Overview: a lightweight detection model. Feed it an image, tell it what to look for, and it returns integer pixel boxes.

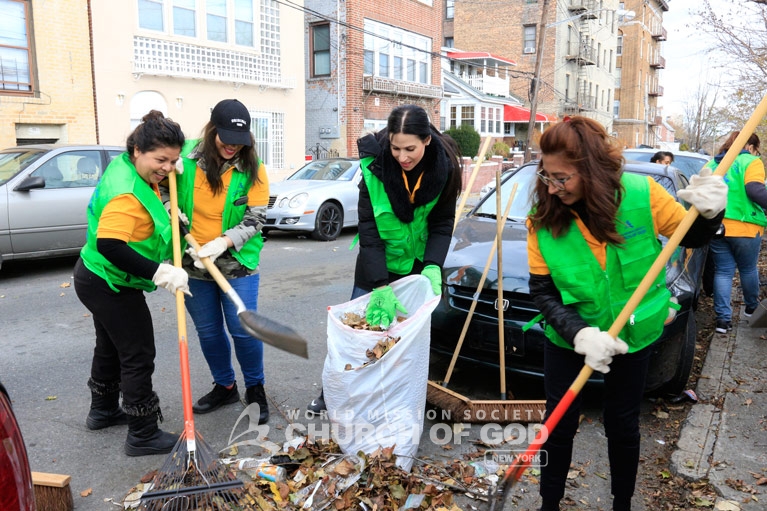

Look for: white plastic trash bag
[322,275,439,472]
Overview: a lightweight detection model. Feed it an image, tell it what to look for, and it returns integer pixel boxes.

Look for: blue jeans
[185,274,264,388]
[710,235,762,322]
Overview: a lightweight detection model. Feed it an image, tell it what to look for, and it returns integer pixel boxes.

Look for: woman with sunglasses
[526,116,727,511]
[704,132,766,334]
[171,99,271,424]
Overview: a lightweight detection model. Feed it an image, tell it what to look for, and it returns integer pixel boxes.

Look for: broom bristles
[33,481,74,511]
[427,381,547,424]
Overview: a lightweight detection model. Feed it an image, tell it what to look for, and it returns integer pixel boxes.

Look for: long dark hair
[198,121,261,195]
[716,131,760,156]
[529,116,624,244]
[126,110,185,159]
[381,104,463,202]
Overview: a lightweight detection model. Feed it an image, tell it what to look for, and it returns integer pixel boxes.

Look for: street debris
[121,438,505,510]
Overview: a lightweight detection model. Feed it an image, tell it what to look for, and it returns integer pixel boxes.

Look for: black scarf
[357,131,450,223]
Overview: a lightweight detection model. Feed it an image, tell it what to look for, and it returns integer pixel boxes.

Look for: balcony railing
[650,55,666,69]
[461,73,510,97]
[362,75,443,99]
[648,85,664,96]
[132,36,296,89]
[567,0,597,13]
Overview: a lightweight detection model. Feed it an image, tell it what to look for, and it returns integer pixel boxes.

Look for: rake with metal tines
[139,170,245,510]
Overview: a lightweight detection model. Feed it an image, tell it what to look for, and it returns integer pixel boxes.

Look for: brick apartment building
[613,0,669,148]
[451,0,621,149]
[305,0,443,158]
[0,0,97,148]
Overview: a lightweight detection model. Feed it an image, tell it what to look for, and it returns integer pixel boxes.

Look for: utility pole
[524,0,550,163]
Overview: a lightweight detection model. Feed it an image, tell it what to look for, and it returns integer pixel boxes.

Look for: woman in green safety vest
[74,110,189,457]
[171,99,271,425]
[526,116,727,511]
[307,104,462,415]
[705,132,766,334]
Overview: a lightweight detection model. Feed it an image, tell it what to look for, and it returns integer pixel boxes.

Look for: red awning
[504,104,552,123]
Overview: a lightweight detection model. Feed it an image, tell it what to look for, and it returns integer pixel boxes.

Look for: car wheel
[645,310,696,397]
[312,202,343,241]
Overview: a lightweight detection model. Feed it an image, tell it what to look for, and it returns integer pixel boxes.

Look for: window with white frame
[446,0,454,19]
[617,34,623,55]
[363,119,387,135]
[450,106,457,128]
[251,109,284,169]
[613,100,620,118]
[138,0,256,48]
[460,105,474,128]
[0,0,33,93]
[363,19,432,85]
[173,0,196,36]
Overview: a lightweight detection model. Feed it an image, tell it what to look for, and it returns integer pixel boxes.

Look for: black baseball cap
[211,99,252,147]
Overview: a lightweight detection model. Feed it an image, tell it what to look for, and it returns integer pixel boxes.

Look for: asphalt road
[1,229,665,510]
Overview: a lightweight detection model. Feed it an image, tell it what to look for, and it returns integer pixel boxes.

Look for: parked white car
[265,158,362,241]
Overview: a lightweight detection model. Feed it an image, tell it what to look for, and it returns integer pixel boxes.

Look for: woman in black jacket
[307,104,462,414]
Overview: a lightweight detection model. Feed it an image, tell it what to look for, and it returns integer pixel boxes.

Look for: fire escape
[563,1,597,116]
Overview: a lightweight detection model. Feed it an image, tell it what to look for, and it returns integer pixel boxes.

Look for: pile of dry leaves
[123,437,499,510]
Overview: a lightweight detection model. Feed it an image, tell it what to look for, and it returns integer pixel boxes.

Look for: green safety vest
[537,173,671,352]
[80,152,173,292]
[361,156,441,275]
[705,152,766,227]
[176,141,263,270]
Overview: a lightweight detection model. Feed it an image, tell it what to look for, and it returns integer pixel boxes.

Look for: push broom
[139,170,244,510]
[427,181,547,423]
[487,92,767,510]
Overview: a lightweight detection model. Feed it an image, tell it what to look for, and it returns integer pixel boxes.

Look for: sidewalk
[671,304,767,509]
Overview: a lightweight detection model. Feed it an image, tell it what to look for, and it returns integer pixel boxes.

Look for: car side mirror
[14,176,46,191]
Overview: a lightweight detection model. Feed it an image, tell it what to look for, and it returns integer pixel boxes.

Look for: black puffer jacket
[353,132,456,291]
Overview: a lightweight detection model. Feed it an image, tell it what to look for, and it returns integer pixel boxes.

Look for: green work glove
[366,285,408,329]
[421,264,442,295]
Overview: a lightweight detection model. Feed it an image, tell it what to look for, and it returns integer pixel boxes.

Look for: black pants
[74,258,157,411]
[539,340,652,509]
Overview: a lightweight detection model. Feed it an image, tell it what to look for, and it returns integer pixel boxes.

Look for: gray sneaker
[306,391,326,415]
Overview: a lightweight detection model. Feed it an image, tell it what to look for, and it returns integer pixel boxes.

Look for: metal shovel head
[238,310,309,358]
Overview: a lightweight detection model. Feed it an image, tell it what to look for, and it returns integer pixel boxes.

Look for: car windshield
[474,165,537,221]
[0,149,47,185]
[623,151,708,178]
[475,164,682,221]
[288,160,357,181]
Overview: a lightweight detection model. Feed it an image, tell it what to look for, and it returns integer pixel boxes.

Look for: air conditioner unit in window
[524,47,535,54]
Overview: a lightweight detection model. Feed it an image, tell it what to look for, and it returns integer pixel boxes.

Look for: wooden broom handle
[495,169,507,399]
[442,183,518,386]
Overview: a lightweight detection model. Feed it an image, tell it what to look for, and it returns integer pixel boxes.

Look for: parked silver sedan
[265,158,362,241]
[0,144,123,268]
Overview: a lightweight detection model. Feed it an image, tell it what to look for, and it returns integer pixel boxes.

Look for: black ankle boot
[245,384,269,425]
[125,414,177,457]
[86,379,128,430]
[193,382,240,414]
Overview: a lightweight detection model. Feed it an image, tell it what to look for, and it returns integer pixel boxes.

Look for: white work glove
[676,168,728,219]
[163,201,189,225]
[152,263,191,296]
[573,327,629,374]
[191,236,229,269]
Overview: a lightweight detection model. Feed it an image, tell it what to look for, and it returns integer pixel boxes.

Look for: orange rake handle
[488,91,767,511]
[168,170,196,450]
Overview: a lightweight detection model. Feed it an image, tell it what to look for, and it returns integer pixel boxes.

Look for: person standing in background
[173,99,271,424]
[75,110,189,456]
[307,103,463,414]
[704,132,766,333]
[650,151,674,165]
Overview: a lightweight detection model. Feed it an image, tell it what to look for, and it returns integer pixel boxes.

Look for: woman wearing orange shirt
[173,99,270,424]
[75,111,189,456]
[527,116,726,510]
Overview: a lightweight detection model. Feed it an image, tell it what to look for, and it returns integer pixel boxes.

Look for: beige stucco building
[90,0,306,180]
[0,0,97,148]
